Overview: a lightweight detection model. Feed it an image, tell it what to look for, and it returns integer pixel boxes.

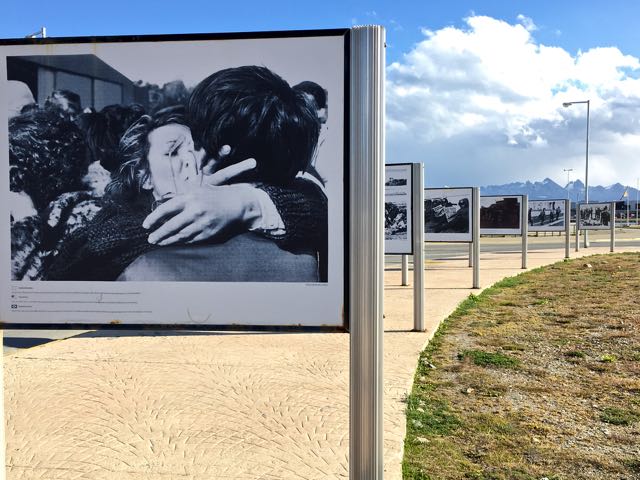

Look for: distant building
[7,54,148,111]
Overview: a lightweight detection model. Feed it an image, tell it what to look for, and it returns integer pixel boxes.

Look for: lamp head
[562,102,572,107]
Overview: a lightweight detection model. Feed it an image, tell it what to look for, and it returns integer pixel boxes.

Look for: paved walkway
[3,243,638,479]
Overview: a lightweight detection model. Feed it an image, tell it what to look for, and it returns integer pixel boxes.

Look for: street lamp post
[563,168,574,199]
[563,100,590,247]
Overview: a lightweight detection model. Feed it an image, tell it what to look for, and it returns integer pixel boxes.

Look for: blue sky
[3,0,640,187]
[4,0,640,61]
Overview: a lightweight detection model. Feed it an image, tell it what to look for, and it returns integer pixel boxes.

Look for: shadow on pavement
[3,337,54,349]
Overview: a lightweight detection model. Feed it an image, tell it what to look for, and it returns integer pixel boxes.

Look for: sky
[3,0,640,188]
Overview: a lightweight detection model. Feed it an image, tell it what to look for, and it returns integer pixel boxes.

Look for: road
[4,227,639,355]
[387,226,640,264]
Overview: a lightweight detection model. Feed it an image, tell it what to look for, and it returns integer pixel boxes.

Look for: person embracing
[140,65,328,280]
[45,66,328,282]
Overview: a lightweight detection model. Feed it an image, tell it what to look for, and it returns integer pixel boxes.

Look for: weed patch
[458,350,520,369]
[564,350,585,358]
[406,395,461,436]
[600,407,640,426]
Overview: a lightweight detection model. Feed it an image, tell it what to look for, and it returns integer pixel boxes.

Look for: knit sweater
[45,179,328,282]
[44,196,156,281]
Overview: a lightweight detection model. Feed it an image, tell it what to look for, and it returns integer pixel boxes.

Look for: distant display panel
[480,195,523,235]
[424,187,473,242]
[528,199,566,232]
[385,163,413,254]
[578,203,613,230]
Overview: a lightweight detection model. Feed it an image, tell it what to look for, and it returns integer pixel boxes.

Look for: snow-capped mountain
[481,178,567,199]
[480,178,639,202]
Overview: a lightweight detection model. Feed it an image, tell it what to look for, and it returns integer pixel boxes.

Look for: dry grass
[403,253,640,480]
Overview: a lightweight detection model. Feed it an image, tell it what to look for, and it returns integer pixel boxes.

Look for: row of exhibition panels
[385,163,617,256]
[0,31,613,334]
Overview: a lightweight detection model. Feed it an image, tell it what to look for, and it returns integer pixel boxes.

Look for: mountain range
[480,178,639,203]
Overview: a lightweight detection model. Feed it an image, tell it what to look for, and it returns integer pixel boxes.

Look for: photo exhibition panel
[385,163,413,254]
[1,30,348,328]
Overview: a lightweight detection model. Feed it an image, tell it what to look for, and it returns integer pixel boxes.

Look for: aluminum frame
[472,187,481,288]
[412,163,425,331]
[610,201,616,252]
[521,195,528,269]
[565,199,571,259]
[348,25,385,480]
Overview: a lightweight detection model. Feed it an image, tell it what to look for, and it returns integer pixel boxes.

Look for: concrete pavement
[3,240,639,479]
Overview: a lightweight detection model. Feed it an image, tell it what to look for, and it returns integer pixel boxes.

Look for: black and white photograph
[424,187,473,242]
[578,203,613,230]
[528,199,566,232]
[385,177,407,187]
[384,163,413,254]
[480,195,523,235]
[385,202,407,239]
[1,32,347,327]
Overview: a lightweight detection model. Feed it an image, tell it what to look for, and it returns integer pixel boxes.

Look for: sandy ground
[3,241,639,479]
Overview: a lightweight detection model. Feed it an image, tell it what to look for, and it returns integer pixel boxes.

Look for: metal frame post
[0,330,4,476]
[627,194,630,226]
[575,203,580,252]
[472,187,480,288]
[349,25,385,480]
[401,255,409,286]
[565,199,571,258]
[636,177,640,227]
[611,201,616,252]
[584,101,590,248]
[468,242,473,267]
[413,163,425,331]
[522,195,528,269]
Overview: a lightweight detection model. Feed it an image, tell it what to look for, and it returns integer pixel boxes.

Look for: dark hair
[105,106,186,202]
[187,66,320,185]
[44,89,82,118]
[293,81,327,110]
[9,108,90,211]
[76,103,146,172]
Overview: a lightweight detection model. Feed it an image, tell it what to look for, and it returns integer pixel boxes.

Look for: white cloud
[389,19,404,32]
[387,15,640,187]
[516,14,537,32]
